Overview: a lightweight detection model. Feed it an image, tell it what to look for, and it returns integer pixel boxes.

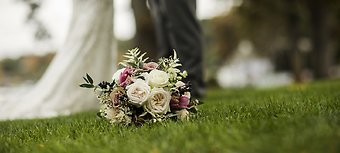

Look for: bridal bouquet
[80,48,201,125]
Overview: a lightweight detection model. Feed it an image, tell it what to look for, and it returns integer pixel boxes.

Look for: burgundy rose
[170,95,189,109]
[178,96,189,108]
[120,76,134,87]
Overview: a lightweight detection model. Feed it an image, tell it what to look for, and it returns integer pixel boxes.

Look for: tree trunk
[308,0,332,79]
[286,0,303,82]
[0,0,115,119]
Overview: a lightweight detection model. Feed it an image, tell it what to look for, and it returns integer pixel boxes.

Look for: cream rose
[112,68,126,82]
[105,107,123,120]
[148,69,169,87]
[176,109,190,120]
[105,107,131,124]
[144,88,171,115]
[126,79,151,106]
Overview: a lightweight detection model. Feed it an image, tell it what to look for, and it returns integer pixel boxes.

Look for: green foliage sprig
[159,51,188,84]
[158,50,182,71]
[119,48,148,68]
[79,73,95,88]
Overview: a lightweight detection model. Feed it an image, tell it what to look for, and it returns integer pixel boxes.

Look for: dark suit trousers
[149,0,205,98]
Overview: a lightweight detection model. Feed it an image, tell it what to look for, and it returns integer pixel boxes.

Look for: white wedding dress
[0,0,116,120]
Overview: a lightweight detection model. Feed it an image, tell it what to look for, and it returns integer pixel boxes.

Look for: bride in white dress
[0,0,116,119]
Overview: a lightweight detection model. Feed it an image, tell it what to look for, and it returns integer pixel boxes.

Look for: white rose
[112,68,126,82]
[144,88,171,115]
[148,69,170,87]
[126,79,151,106]
[140,72,150,83]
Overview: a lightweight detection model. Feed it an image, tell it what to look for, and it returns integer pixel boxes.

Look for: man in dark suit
[148,0,205,99]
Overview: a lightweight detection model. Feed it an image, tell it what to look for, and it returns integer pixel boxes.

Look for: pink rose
[119,68,134,87]
[143,62,159,70]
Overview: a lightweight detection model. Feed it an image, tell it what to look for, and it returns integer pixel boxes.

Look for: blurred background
[1,0,340,91]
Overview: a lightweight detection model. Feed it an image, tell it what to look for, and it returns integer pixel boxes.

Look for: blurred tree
[0,65,3,85]
[0,58,21,84]
[20,0,52,41]
[131,0,157,59]
[211,14,240,62]
[1,58,20,77]
[202,14,240,85]
[229,0,340,81]
[0,53,55,85]
[307,0,334,79]
[286,0,303,82]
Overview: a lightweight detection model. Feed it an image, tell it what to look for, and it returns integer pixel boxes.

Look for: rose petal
[119,68,134,87]
[143,62,159,70]
[179,96,189,108]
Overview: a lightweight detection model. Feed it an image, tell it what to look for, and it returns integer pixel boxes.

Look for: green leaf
[123,55,133,58]
[120,48,149,68]
[142,57,149,63]
[97,112,104,118]
[173,64,182,67]
[79,84,94,88]
[86,73,93,84]
[119,62,128,67]
[139,112,148,117]
[83,77,89,83]
[173,50,177,59]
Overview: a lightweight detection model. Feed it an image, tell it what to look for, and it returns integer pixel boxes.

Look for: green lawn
[1,80,340,153]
